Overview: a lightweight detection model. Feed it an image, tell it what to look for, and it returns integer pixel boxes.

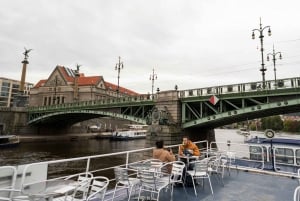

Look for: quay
[18,132,112,143]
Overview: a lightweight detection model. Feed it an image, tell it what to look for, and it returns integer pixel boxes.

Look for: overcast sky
[1,0,300,94]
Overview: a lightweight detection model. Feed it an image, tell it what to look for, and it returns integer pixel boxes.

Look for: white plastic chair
[297,169,300,185]
[187,160,214,197]
[294,186,300,201]
[53,172,93,201]
[160,161,188,201]
[137,169,170,201]
[73,176,109,201]
[0,189,30,201]
[112,167,140,201]
[220,151,236,177]
[208,156,224,186]
[0,166,30,201]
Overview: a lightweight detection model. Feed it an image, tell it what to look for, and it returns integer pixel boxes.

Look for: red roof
[33,65,139,95]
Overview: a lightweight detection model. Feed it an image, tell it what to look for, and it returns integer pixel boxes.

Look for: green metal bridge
[28,77,300,128]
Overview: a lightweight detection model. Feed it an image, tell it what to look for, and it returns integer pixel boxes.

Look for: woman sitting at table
[153,140,175,173]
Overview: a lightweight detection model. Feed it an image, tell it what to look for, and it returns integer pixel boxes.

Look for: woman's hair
[155,140,164,149]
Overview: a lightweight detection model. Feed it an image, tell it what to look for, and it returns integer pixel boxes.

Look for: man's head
[182,136,189,145]
[155,140,164,149]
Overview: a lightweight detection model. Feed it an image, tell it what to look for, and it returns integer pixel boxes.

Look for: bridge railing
[178,77,300,98]
[28,93,155,112]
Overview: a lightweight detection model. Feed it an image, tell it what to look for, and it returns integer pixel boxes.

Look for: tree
[260,115,283,131]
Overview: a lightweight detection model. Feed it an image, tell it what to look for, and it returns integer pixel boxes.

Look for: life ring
[264,129,275,138]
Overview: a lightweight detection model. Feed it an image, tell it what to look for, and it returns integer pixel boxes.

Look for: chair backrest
[65,172,93,199]
[193,160,209,174]
[114,167,131,184]
[208,156,222,172]
[0,166,17,200]
[169,161,185,182]
[87,176,109,201]
[297,169,300,185]
[143,159,163,172]
[138,169,157,190]
[294,186,300,201]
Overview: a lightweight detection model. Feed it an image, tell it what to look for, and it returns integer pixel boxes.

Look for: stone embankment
[19,132,112,143]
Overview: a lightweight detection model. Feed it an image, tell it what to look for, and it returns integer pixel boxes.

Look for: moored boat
[0,135,20,148]
[236,127,250,136]
[110,124,147,140]
[245,133,300,172]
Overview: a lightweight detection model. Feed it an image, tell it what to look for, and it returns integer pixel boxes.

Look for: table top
[178,155,199,160]
[23,179,78,198]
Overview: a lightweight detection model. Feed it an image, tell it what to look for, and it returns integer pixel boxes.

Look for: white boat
[110,124,147,140]
[236,127,250,136]
[0,135,20,148]
[245,135,300,171]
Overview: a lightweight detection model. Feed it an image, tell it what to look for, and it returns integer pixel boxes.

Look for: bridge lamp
[267,45,282,89]
[251,17,271,90]
[149,68,157,99]
[115,56,124,97]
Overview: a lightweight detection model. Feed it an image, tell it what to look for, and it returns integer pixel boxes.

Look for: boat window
[296,150,300,165]
[274,148,294,164]
[249,146,265,161]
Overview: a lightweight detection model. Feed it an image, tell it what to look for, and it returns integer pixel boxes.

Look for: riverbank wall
[19,132,112,143]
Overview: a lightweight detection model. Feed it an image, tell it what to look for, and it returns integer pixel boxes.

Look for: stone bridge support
[145,90,216,157]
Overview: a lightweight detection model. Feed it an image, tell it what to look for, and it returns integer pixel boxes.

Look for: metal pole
[252,18,271,90]
[267,45,282,89]
[115,56,124,97]
[149,68,157,99]
[259,24,266,89]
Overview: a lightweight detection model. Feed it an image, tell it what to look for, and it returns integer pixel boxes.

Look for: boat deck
[107,168,298,201]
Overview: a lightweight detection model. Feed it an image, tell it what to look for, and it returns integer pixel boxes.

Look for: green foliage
[283,120,300,132]
[260,115,283,131]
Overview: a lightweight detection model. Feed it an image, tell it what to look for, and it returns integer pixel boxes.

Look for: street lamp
[267,45,282,89]
[149,68,157,99]
[115,56,124,97]
[252,18,271,89]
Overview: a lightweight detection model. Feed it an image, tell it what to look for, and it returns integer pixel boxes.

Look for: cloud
[1,0,300,94]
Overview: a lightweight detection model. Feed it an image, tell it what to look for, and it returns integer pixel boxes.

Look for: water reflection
[0,139,147,166]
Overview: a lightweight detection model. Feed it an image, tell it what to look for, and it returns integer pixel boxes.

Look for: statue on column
[23,47,33,60]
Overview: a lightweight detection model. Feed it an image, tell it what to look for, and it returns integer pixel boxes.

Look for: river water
[1,129,299,167]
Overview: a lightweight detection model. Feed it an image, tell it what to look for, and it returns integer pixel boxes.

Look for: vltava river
[1,129,299,166]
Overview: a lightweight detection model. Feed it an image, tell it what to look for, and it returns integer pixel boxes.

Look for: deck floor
[106,169,298,201]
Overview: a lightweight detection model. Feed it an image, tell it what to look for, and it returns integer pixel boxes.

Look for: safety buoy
[264,129,275,138]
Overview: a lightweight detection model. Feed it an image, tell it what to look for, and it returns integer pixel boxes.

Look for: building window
[43,97,47,106]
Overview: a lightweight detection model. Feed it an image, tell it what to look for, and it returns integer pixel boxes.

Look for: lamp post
[267,45,282,89]
[149,68,157,99]
[115,56,124,97]
[252,18,271,89]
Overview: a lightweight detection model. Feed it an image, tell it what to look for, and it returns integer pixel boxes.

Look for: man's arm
[192,144,200,156]
[178,145,184,156]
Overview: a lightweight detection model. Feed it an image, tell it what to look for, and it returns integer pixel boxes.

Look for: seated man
[153,140,175,173]
[179,136,200,157]
[178,136,200,170]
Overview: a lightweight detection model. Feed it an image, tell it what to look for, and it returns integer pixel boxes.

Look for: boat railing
[210,141,267,171]
[19,140,209,189]
[272,146,300,175]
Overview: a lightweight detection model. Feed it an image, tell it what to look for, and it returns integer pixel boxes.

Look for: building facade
[0,77,33,107]
[29,65,139,106]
